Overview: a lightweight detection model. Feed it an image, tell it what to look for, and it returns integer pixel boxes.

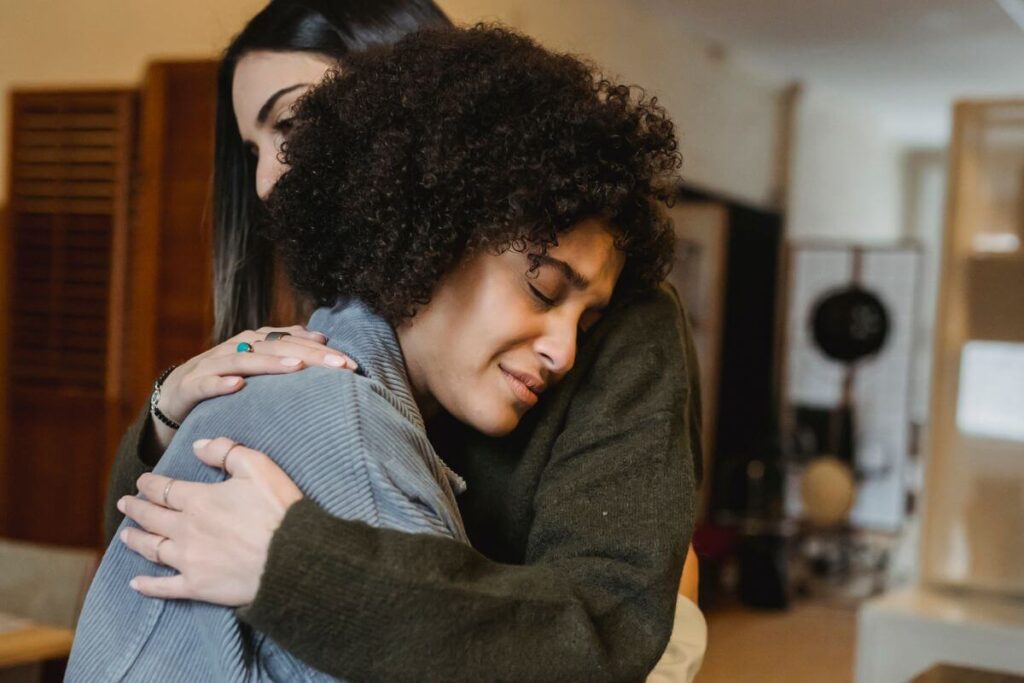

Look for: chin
[474,417,519,438]
[464,404,522,437]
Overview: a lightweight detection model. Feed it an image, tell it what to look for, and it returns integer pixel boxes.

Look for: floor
[697,600,858,683]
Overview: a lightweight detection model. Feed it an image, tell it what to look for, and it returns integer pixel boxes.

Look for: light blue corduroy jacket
[68,299,468,682]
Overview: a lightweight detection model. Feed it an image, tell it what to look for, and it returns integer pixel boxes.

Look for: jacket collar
[307,299,422,430]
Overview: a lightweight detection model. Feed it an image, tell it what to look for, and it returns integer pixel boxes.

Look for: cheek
[425,264,541,434]
[255,149,288,200]
[440,265,535,359]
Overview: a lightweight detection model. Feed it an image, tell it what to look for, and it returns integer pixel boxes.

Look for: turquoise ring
[236,342,255,353]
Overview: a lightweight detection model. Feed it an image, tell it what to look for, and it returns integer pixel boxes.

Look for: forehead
[547,217,624,294]
[231,50,335,122]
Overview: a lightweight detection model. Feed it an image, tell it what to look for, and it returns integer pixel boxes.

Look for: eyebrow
[535,254,590,290]
[256,84,308,124]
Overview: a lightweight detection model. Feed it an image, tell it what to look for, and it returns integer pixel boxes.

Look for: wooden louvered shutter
[126,61,217,409]
[2,91,136,547]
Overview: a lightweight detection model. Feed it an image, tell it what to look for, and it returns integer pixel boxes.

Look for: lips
[499,364,545,407]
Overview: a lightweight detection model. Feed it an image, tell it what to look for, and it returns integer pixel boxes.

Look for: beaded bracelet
[149,365,182,430]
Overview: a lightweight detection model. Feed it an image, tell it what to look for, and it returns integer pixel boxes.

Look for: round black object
[810,287,890,363]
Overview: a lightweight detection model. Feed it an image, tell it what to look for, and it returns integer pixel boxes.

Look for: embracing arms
[106,288,701,682]
[102,326,351,544]
[236,289,700,682]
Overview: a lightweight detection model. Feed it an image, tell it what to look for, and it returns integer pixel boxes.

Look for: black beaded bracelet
[150,365,181,430]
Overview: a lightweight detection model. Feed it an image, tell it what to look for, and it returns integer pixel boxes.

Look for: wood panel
[125,61,217,418]
[3,90,136,547]
[6,388,111,544]
[921,99,1024,595]
[0,202,9,534]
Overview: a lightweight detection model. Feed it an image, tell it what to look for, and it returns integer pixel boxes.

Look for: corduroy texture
[101,284,701,682]
[71,300,466,682]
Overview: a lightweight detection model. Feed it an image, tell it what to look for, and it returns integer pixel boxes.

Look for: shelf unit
[921,99,1024,595]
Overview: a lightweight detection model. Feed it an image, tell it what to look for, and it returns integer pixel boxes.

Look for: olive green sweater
[103,286,701,683]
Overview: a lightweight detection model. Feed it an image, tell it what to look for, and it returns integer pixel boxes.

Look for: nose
[255,149,286,201]
[534,316,578,378]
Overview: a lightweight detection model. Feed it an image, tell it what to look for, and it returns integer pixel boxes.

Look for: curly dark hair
[267,24,681,324]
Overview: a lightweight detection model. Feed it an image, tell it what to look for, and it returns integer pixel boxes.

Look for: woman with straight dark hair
[212,0,453,343]
[102,2,706,680]
[131,0,453,466]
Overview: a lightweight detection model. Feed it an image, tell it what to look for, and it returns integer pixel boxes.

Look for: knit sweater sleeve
[237,289,700,683]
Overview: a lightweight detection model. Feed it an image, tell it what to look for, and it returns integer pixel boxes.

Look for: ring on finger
[154,537,168,565]
[221,443,242,472]
[264,331,291,342]
[236,341,255,353]
[162,479,176,508]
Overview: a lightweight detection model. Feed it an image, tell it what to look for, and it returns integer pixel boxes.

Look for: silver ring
[264,331,291,342]
[221,443,242,472]
[162,479,175,508]
[154,537,168,565]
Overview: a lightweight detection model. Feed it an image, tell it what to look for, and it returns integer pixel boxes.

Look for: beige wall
[441,0,785,208]
[787,88,906,243]
[0,0,911,239]
[0,0,785,208]
[0,0,267,203]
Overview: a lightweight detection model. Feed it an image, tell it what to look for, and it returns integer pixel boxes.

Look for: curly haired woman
[73,25,698,682]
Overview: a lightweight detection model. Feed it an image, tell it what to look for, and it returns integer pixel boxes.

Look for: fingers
[255,334,331,352]
[182,349,354,402]
[205,339,355,372]
[119,492,179,536]
[133,473,203,512]
[256,324,327,344]
[192,437,269,477]
[250,339,356,370]
[223,325,328,353]
[120,526,179,568]
[130,573,190,600]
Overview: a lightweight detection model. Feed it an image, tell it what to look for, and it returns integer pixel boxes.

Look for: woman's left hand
[117,437,302,606]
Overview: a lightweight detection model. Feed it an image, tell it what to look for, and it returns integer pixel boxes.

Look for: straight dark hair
[213,0,451,342]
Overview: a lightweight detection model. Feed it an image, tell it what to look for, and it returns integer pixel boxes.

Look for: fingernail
[315,333,328,342]
[324,354,346,367]
[129,579,139,591]
[194,438,211,449]
[117,498,127,513]
[223,376,242,388]
[281,357,302,367]
[120,529,128,543]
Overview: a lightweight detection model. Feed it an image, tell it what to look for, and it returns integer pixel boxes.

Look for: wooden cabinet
[921,100,1024,595]
[126,61,218,413]
[2,91,137,545]
[1,61,218,547]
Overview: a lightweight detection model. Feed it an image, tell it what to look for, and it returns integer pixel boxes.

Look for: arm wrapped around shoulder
[179,367,465,539]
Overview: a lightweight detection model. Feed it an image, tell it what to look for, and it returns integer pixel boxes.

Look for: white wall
[443,0,784,208]
[788,88,905,243]
[0,0,784,209]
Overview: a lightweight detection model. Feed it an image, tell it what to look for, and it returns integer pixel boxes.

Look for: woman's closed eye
[528,283,557,309]
[273,117,294,135]
[528,281,603,333]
